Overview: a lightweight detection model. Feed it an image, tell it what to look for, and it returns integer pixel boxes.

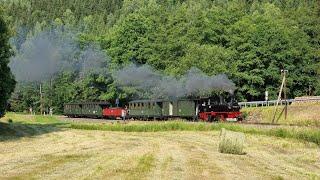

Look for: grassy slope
[242,104,320,126]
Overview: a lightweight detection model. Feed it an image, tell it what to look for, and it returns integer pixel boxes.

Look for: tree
[228,3,318,100]
[0,11,16,117]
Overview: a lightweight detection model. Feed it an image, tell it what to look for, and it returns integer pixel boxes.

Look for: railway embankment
[242,104,320,127]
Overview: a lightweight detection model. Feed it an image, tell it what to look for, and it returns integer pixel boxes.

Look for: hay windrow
[219,128,246,155]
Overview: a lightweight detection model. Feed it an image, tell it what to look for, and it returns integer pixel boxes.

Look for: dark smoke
[9,28,109,82]
[9,28,236,98]
[114,64,236,98]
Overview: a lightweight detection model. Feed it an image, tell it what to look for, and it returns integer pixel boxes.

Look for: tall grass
[70,121,320,145]
[70,121,216,132]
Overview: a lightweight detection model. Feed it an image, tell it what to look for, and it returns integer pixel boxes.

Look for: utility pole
[272,69,288,124]
[50,77,53,111]
[40,84,43,115]
[283,70,288,121]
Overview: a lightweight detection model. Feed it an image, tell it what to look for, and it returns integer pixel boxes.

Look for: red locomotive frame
[199,111,242,121]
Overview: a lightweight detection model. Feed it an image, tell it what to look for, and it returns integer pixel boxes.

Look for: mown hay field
[0,113,319,179]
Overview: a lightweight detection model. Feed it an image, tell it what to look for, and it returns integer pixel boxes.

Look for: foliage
[0,9,16,117]
[0,0,319,112]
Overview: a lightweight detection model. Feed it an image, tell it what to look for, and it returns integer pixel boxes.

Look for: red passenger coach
[103,107,126,119]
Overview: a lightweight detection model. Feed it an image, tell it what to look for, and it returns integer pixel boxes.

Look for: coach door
[169,102,173,116]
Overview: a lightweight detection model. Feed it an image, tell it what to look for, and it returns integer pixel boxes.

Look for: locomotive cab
[198,94,242,122]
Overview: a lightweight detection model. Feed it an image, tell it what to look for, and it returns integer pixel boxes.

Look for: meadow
[0,113,319,179]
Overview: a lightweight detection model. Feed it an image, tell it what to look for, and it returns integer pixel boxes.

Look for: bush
[219,128,246,155]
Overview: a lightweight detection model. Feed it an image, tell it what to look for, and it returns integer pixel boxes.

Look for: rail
[238,96,320,108]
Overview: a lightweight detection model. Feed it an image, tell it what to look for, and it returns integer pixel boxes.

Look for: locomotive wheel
[207,115,212,122]
[192,116,198,122]
[214,116,221,122]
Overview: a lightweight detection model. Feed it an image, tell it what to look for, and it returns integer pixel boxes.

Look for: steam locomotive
[64,95,242,122]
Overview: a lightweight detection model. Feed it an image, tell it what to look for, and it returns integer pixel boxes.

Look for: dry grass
[219,129,245,155]
[1,113,320,179]
[242,105,320,126]
[0,130,319,179]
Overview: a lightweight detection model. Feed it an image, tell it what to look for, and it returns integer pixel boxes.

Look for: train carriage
[64,103,82,117]
[64,102,110,118]
[81,102,110,118]
[162,99,198,119]
[103,107,126,119]
[128,100,163,119]
[128,99,198,120]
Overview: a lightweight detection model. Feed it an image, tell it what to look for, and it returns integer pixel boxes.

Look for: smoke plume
[9,28,236,99]
[9,28,108,82]
[114,64,236,98]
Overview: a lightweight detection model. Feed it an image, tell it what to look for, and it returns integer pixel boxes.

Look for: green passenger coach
[128,99,198,120]
[128,100,163,119]
[64,102,110,118]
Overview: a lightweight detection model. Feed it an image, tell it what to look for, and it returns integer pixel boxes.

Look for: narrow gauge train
[64,102,126,119]
[64,96,242,122]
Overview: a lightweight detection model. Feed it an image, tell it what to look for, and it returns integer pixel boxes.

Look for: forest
[0,0,319,113]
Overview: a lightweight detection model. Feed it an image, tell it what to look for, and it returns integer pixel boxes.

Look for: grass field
[0,113,319,179]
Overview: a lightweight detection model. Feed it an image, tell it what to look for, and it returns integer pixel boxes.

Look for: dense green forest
[0,0,319,113]
[0,8,16,116]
